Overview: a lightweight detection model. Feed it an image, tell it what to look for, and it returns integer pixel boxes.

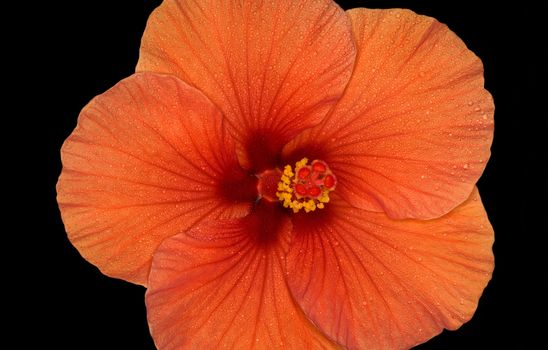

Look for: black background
[31,1,546,349]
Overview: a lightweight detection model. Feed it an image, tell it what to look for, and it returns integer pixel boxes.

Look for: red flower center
[275,158,337,213]
[256,168,283,202]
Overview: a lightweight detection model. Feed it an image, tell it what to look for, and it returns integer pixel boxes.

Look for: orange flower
[57,1,494,349]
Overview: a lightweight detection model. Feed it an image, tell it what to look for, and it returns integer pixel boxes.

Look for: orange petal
[285,188,493,349]
[283,8,494,219]
[146,202,336,349]
[137,0,356,171]
[57,72,256,285]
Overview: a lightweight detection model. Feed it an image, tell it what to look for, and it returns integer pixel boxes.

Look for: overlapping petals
[57,73,255,285]
[137,0,356,171]
[285,188,493,349]
[284,8,494,220]
[146,203,337,349]
[58,1,494,349]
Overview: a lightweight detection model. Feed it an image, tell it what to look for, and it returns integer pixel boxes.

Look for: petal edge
[57,72,254,285]
[284,8,494,219]
[146,203,337,349]
[286,188,494,349]
[137,0,356,171]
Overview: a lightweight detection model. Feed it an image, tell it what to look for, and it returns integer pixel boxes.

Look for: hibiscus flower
[57,0,494,349]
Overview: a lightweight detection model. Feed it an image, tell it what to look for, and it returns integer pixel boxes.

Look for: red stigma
[308,186,321,197]
[292,159,337,199]
[276,158,337,213]
[311,160,327,173]
[298,167,311,179]
[295,183,308,196]
[324,174,335,189]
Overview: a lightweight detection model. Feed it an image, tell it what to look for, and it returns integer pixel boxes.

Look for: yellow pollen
[275,157,337,213]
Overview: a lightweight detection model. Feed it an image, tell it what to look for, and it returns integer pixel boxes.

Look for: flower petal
[146,202,336,349]
[283,8,494,219]
[57,72,256,285]
[285,188,493,349]
[137,0,356,171]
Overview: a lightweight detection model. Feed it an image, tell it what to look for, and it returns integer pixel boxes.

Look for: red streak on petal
[245,131,282,172]
[217,168,258,203]
[247,201,289,247]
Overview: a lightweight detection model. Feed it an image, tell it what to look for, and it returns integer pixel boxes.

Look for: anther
[275,158,337,213]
